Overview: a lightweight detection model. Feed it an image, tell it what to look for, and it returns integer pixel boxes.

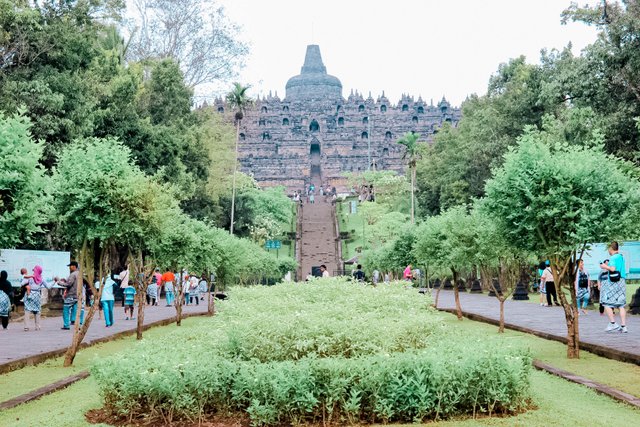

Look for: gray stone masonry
[212,45,461,192]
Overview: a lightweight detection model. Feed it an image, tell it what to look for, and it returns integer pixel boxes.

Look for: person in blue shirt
[123,285,136,320]
[96,275,116,327]
[599,241,627,333]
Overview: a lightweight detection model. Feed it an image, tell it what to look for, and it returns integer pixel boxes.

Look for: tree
[396,132,421,223]
[561,1,640,159]
[53,137,174,364]
[0,112,51,247]
[413,206,478,318]
[126,0,249,91]
[471,209,534,333]
[483,123,640,358]
[225,82,252,235]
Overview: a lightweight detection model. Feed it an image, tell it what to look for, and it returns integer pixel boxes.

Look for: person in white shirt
[320,265,330,278]
[189,274,199,305]
[96,275,116,327]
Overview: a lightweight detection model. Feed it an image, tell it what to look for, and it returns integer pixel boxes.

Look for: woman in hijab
[23,265,51,331]
[0,270,14,330]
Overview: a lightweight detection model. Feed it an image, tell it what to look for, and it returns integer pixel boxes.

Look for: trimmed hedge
[92,279,531,425]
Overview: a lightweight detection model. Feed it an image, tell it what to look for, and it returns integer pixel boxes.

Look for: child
[146,277,158,306]
[20,268,31,302]
[182,274,190,305]
[123,285,136,320]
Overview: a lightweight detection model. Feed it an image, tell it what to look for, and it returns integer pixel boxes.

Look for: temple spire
[301,45,327,74]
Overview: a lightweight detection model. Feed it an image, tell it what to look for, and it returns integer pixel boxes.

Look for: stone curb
[533,360,640,408]
[0,371,90,411]
[0,311,210,375]
[438,307,640,366]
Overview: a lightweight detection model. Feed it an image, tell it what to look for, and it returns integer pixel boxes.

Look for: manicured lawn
[0,317,205,402]
[439,313,640,398]
[422,370,639,426]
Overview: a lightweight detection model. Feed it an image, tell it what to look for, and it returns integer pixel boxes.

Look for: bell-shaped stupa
[285,45,343,101]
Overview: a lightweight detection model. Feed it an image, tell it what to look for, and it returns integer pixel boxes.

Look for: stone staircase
[299,198,338,278]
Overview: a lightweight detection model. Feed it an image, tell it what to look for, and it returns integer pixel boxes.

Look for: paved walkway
[299,199,338,277]
[0,299,209,367]
[437,290,640,359]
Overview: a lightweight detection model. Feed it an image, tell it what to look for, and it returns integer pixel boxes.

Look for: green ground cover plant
[91,280,532,425]
[2,314,639,426]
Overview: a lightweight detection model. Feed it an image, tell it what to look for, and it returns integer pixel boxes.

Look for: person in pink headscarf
[22,265,51,331]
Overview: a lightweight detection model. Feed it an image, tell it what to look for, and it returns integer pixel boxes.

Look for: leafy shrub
[218,279,442,361]
[92,279,531,425]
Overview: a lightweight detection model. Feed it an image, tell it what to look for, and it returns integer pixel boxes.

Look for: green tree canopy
[0,112,51,247]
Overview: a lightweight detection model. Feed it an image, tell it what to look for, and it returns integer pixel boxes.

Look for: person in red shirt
[161,270,176,306]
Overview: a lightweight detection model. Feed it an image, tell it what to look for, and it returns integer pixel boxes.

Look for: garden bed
[91,279,532,426]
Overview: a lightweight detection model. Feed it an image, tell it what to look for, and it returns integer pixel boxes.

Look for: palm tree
[226,82,252,235]
[397,132,421,224]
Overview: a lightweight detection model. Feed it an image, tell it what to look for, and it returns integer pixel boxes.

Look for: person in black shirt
[352,264,365,282]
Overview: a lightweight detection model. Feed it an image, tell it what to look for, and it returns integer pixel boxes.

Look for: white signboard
[0,249,71,287]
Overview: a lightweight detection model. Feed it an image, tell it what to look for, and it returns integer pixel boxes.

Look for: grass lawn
[0,317,206,403]
[2,303,639,426]
[439,313,640,397]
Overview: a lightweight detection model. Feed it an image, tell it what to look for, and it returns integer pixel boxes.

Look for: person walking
[162,269,175,306]
[595,263,608,316]
[118,266,130,317]
[146,276,158,306]
[98,274,116,327]
[198,275,208,302]
[23,265,52,331]
[0,271,14,330]
[575,259,590,315]
[182,273,191,305]
[540,263,559,306]
[60,261,81,330]
[154,268,163,305]
[189,274,199,305]
[537,262,547,306]
[599,241,628,333]
[123,284,136,320]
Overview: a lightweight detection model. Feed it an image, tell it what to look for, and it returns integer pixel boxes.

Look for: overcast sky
[213,0,601,106]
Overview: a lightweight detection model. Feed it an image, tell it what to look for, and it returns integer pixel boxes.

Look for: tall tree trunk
[134,251,148,340]
[410,166,416,224]
[558,280,580,358]
[551,256,581,359]
[175,270,183,326]
[498,296,505,333]
[452,269,462,320]
[64,241,104,367]
[229,120,241,235]
[207,272,214,316]
[434,284,442,309]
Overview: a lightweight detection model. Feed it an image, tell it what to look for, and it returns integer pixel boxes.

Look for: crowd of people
[0,263,212,332]
[293,183,338,205]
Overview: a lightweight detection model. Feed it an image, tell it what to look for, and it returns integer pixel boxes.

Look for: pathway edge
[0,370,90,410]
[533,360,640,408]
[437,307,640,366]
[0,311,209,375]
